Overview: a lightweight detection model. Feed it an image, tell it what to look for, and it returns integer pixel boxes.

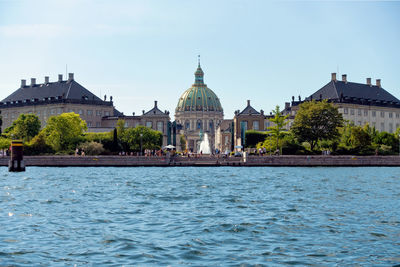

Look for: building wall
[175,110,223,152]
[233,114,264,147]
[1,103,113,131]
[290,102,400,133]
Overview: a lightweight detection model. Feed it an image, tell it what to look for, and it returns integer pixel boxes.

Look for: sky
[0,0,399,118]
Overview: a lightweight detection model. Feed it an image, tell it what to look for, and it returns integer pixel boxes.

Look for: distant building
[175,61,224,152]
[100,101,171,146]
[288,73,400,133]
[215,119,233,153]
[0,73,115,131]
[233,100,264,148]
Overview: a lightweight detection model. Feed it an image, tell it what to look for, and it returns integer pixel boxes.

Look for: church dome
[176,63,223,112]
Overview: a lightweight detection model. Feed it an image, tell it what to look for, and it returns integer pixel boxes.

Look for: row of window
[343,108,400,118]
[240,120,260,130]
[352,120,399,133]
[2,109,110,119]
[184,120,215,131]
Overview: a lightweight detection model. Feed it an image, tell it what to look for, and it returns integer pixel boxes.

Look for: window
[57,108,62,114]
[372,122,376,129]
[396,113,400,118]
[364,110,368,116]
[350,109,355,115]
[357,109,361,116]
[125,122,129,127]
[389,112,393,118]
[68,109,74,113]
[87,121,92,127]
[358,121,362,126]
[157,121,163,132]
[343,108,348,114]
[37,111,40,115]
[224,136,229,145]
[104,111,110,116]
[389,123,393,133]
[185,120,190,130]
[146,121,153,128]
[4,113,7,118]
[51,109,56,115]
[96,122,101,127]
[87,110,93,116]
[11,113,15,119]
[372,111,376,117]
[381,122,385,132]
[380,111,385,118]
[265,121,270,128]
[253,121,259,130]
[396,123,399,130]
[78,109,83,115]
[209,120,214,132]
[197,120,202,130]
[241,121,248,131]
[96,110,102,116]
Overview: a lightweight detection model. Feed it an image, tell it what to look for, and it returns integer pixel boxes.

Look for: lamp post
[140,133,143,156]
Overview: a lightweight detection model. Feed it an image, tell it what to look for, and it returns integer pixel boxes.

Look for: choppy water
[1,167,400,266]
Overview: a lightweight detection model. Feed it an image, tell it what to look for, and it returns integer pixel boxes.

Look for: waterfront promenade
[1,155,400,167]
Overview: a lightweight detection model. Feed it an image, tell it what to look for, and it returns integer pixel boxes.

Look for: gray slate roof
[307,80,400,104]
[239,103,260,115]
[2,80,103,102]
[143,101,169,117]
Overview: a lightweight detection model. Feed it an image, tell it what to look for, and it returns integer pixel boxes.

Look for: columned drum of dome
[175,62,224,153]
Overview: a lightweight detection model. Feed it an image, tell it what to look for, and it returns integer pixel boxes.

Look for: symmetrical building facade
[0,73,115,130]
[2,67,400,153]
[175,62,224,152]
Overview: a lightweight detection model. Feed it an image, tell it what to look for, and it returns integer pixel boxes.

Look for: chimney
[247,100,250,106]
[331,73,337,81]
[366,78,371,86]
[45,76,49,84]
[342,74,347,83]
[376,79,381,88]
[21,79,26,87]
[154,100,158,108]
[31,78,36,86]
[285,102,290,109]
[58,74,63,82]
[68,73,74,81]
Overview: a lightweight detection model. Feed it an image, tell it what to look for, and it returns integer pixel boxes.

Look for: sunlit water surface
[1,167,400,266]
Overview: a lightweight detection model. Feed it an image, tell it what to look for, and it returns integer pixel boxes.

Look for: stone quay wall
[1,155,400,167]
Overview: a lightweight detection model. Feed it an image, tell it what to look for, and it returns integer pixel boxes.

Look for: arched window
[197,119,202,130]
[185,120,190,130]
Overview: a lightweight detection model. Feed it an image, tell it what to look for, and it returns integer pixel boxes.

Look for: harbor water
[1,167,399,266]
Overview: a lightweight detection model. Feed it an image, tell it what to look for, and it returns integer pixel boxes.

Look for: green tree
[42,112,87,151]
[4,114,41,141]
[121,125,162,152]
[267,105,289,154]
[291,100,344,151]
[0,137,10,151]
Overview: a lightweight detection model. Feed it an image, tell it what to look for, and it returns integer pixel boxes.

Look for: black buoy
[8,140,25,172]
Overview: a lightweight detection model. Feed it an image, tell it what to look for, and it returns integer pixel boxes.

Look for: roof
[217,119,233,131]
[176,64,223,113]
[238,100,261,115]
[2,78,103,103]
[143,101,170,117]
[307,80,400,104]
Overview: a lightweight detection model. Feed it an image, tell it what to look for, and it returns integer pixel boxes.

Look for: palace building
[175,61,224,152]
[0,73,116,131]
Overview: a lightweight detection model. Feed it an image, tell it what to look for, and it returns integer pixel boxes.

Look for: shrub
[79,141,105,155]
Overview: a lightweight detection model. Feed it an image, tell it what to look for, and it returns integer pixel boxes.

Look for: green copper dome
[176,64,223,112]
